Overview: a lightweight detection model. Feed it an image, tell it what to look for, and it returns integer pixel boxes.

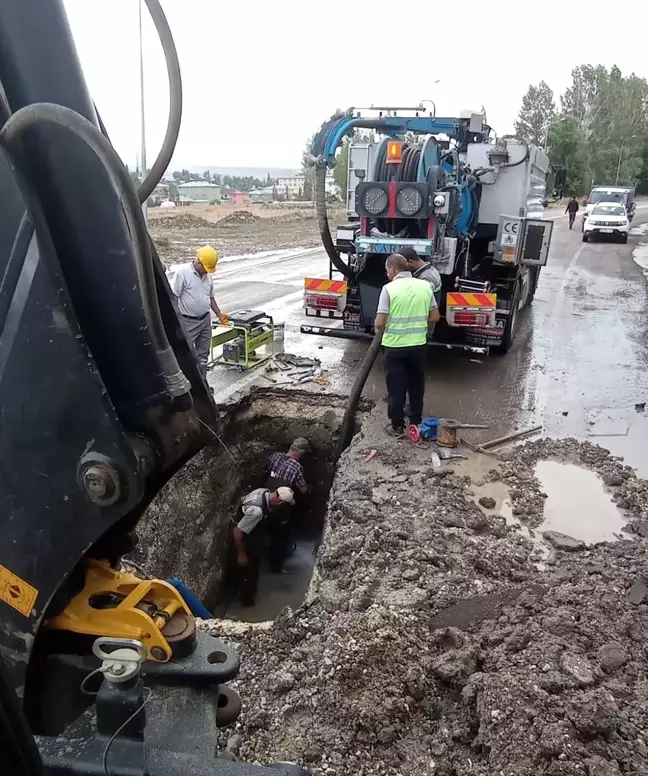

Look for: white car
[582,202,630,244]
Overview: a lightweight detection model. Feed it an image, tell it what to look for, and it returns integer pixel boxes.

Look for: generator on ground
[301,106,553,352]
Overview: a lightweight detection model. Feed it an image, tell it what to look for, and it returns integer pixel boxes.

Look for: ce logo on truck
[501,220,519,247]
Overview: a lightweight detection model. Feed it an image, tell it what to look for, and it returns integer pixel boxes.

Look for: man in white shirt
[166,245,227,376]
[231,486,295,606]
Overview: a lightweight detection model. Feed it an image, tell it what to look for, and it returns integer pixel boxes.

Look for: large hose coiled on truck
[315,165,353,278]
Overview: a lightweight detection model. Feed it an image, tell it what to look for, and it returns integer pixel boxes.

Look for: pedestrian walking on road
[566,196,579,230]
[266,437,310,573]
[166,245,228,376]
[374,254,440,437]
[231,486,295,606]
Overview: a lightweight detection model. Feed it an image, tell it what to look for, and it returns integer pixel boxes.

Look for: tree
[303,178,313,201]
[301,133,316,201]
[203,170,211,182]
[514,81,555,145]
[272,185,278,201]
[636,137,648,194]
[557,65,648,186]
[547,117,589,196]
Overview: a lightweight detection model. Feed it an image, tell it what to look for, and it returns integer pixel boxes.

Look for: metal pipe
[479,425,542,450]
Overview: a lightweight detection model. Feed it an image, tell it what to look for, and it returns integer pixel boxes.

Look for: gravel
[200,405,648,776]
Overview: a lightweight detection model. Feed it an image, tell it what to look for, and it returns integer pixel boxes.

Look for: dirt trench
[199,405,648,776]
[134,389,352,612]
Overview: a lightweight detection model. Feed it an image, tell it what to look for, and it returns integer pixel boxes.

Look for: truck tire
[494,282,520,354]
[527,267,540,305]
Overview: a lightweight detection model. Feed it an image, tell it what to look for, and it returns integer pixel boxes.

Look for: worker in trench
[265,437,311,573]
[231,486,295,606]
[375,253,440,437]
[166,245,229,376]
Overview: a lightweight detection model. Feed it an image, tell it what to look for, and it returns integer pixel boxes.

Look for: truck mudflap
[445,291,497,328]
[303,277,347,319]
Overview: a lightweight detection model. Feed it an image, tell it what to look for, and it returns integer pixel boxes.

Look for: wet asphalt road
[209,209,648,475]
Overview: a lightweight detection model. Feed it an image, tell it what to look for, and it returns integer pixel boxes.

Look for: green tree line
[515,66,648,196]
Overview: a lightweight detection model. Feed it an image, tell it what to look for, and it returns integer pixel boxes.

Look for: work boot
[385,423,405,438]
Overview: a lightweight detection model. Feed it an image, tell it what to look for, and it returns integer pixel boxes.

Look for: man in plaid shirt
[266,437,310,572]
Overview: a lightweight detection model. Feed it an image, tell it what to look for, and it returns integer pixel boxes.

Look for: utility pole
[139,0,148,223]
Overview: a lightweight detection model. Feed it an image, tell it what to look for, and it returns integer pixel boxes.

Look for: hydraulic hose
[499,135,529,169]
[0,102,190,398]
[137,0,182,204]
[336,330,382,456]
[315,165,351,278]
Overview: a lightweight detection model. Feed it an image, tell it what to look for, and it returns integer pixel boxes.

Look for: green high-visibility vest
[382,276,432,348]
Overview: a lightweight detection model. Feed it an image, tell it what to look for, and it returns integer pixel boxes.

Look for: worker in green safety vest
[374,253,440,437]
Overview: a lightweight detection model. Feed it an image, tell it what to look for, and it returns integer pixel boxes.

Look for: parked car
[582,202,630,244]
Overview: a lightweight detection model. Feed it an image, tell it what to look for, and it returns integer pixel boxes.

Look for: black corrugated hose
[336,330,382,456]
[315,165,351,278]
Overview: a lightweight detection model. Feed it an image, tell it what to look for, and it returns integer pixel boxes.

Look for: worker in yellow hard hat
[166,244,229,377]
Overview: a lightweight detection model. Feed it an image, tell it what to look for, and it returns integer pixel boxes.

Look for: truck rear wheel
[494,282,520,354]
[527,268,540,305]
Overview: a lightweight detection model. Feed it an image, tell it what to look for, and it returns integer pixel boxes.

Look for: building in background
[176,180,222,204]
[250,187,275,204]
[231,191,250,207]
[276,172,337,200]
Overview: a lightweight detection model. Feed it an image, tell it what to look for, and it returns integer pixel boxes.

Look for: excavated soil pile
[204,410,648,776]
[217,210,263,227]
[153,213,213,229]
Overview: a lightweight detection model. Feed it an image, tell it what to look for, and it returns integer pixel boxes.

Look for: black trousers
[384,345,426,430]
[265,476,295,572]
[568,212,576,228]
[230,527,264,606]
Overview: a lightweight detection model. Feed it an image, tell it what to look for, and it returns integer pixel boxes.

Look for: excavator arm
[0,2,307,774]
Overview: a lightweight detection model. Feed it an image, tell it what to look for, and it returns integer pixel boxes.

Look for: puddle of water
[470,478,550,567]
[535,460,627,544]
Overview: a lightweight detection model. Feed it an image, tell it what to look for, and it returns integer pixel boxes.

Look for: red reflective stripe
[474,293,495,306]
[427,217,435,238]
[449,293,469,306]
[388,180,397,218]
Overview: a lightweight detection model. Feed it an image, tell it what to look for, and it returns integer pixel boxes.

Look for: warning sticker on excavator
[0,564,38,617]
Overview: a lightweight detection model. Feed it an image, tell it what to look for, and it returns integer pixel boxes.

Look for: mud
[198,403,648,776]
[134,389,348,609]
[148,205,343,264]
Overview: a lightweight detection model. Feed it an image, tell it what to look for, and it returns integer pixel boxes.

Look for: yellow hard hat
[196,245,218,273]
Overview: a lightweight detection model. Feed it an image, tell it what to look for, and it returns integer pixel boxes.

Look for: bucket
[273,322,285,346]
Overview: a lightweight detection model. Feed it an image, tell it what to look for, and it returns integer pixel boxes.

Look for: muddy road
[208,208,648,474]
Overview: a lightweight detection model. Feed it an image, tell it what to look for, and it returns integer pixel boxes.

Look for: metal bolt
[150,647,166,661]
[80,463,121,506]
[109,662,126,676]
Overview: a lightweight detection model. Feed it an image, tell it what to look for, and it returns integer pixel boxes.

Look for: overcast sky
[62,0,648,171]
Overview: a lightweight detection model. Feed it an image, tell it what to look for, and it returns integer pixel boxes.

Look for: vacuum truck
[301,106,554,352]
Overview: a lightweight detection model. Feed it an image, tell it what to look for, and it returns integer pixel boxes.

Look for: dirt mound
[217,210,262,227]
[203,410,648,776]
[153,213,213,229]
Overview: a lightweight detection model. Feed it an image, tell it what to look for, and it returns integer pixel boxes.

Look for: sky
[62,0,648,171]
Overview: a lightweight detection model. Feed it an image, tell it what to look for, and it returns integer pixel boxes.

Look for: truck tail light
[307,294,339,310]
[453,311,489,326]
